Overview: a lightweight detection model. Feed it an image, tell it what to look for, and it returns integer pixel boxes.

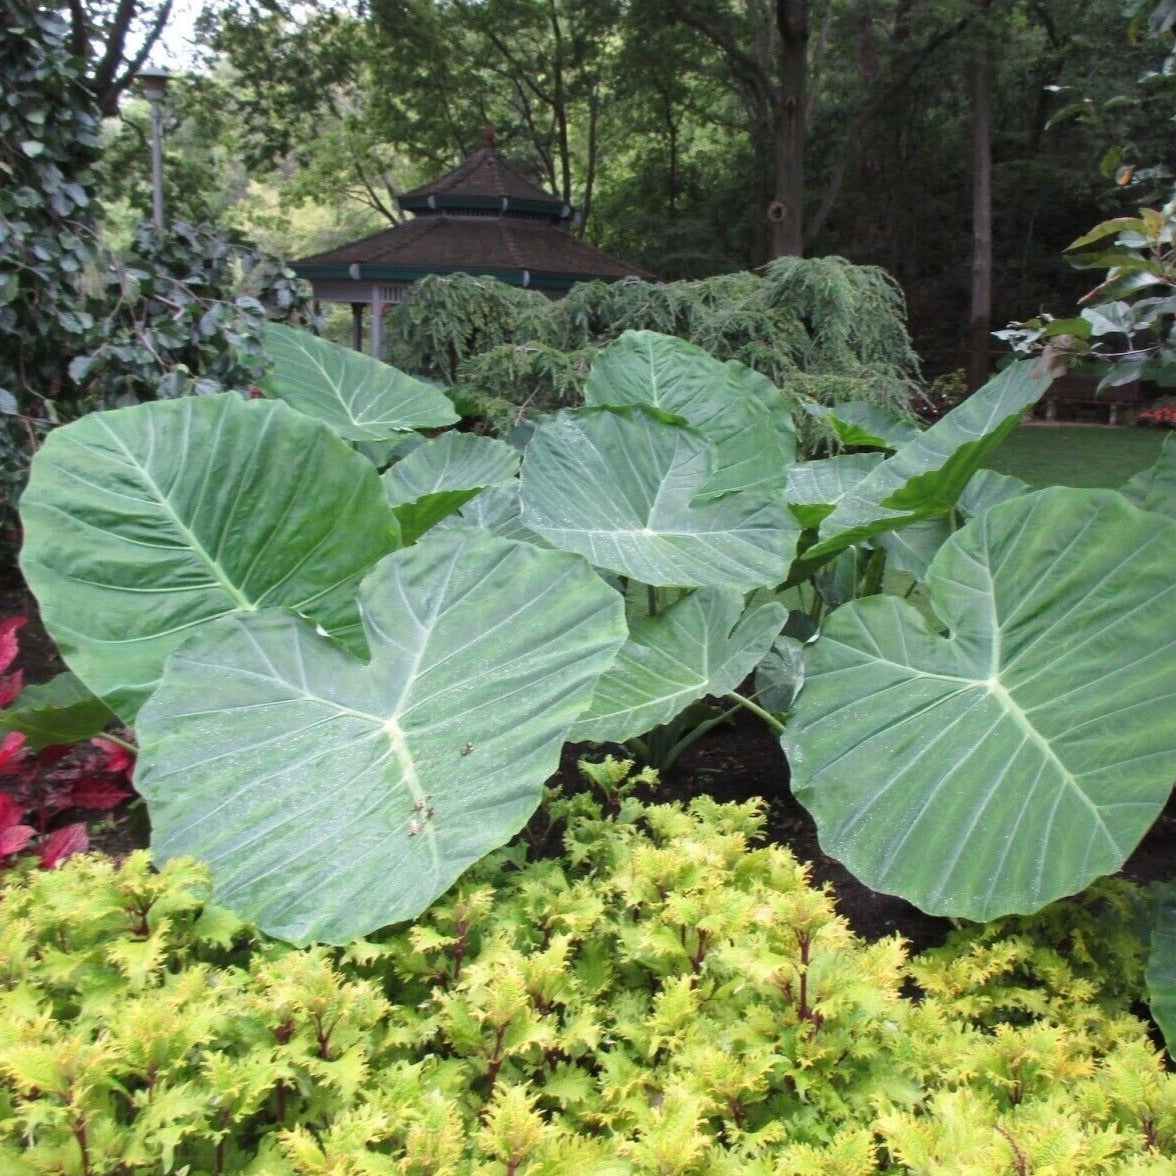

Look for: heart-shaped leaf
[806,360,1052,559]
[261,323,458,440]
[570,589,786,744]
[876,470,1031,580]
[383,433,521,544]
[827,402,921,451]
[1122,433,1176,520]
[784,488,1176,920]
[0,673,115,750]
[521,408,797,589]
[584,330,796,498]
[1146,883,1176,1055]
[135,531,626,944]
[20,395,399,720]
[786,454,885,530]
[434,482,548,546]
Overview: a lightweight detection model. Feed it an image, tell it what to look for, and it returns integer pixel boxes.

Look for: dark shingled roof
[399,145,563,211]
[295,215,653,287]
[294,142,657,291]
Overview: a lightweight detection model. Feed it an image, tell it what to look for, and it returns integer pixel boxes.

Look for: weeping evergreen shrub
[384,258,922,445]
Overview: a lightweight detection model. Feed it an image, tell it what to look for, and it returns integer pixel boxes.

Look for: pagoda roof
[398,145,567,217]
[294,213,656,292]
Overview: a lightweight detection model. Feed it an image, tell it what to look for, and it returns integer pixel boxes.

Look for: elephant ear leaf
[784,487,1176,921]
[383,433,521,544]
[570,588,785,744]
[1121,433,1176,520]
[20,395,399,721]
[521,407,798,590]
[135,531,626,945]
[1146,882,1176,1056]
[260,322,458,439]
[584,330,796,498]
[806,360,1052,559]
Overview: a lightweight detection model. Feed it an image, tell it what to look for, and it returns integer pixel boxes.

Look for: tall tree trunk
[967,1,993,391]
[770,0,809,257]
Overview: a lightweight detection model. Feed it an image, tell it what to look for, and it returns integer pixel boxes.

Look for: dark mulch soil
[5,585,1174,953]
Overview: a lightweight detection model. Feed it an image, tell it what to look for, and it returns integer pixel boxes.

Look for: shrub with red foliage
[0,618,133,869]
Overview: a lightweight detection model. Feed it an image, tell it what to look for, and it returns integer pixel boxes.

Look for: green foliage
[998,197,1176,389]
[0,2,101,411]
[73,221,315,407]
[384,259,922,448]
[1,772,1174,1174]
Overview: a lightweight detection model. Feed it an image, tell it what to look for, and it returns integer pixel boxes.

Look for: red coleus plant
[0,616,134,869]
[1139,405,1176,428]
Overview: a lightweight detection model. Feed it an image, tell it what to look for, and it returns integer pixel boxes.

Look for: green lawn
[984,425,1166,488]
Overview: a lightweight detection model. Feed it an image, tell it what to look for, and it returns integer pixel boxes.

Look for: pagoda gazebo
[292,135,656,355]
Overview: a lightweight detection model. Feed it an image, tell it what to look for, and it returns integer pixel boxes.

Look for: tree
[65,0,173,116]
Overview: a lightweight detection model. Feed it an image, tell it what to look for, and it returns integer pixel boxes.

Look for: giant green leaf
[584,330,796,498]
[783,488,1176,921]
[827,402,921,451]
[20,395,399,720]
[135,532,626,944]
[383,432,520,544]
[876,470,1031,580]
[261,323,458,440]
[521,408,798,589]
[0,673,115,750]
[433,482,547,546]
[785,454,885,530]
[570,588,786,744]
[1146,882,1176,1055]
[1122,433,1176,520]
[805,361,1052,559]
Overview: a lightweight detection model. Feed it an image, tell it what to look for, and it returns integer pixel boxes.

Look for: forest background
[56,0,1176,381]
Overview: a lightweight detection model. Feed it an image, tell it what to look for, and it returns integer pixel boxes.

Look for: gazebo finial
[483,124,496,149]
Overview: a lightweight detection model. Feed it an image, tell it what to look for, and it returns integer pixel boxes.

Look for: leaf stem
[723,692,786,734]
[97,730,138,753]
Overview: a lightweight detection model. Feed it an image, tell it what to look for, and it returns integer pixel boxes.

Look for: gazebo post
[370,285,383,358]
[350,303,364,352]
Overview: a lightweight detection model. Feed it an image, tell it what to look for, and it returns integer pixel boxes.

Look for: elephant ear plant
[18,332,628,943]
[16,321,1176,1056]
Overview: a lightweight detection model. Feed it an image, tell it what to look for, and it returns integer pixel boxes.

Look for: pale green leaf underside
[135,532,627,945]
[261,322,458,440]
[0,673,115,750]
[571,589,786,744]
[433,481,547,546]
[784,488,1176,921]
[807,361,1052,558]
[383,433,522,544]
[876,468,1030,580]
[584,330,796,498]
[1146,882,1176,1056]
[786,453,885,530]
[382,433,519,506]
[19,395,398,721]
[1122,433,1176,520]
[521,409,798,589]
[828,402,921,451]
[754,635,807,715]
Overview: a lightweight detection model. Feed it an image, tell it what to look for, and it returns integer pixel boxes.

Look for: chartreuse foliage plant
[2,765,1175,1175]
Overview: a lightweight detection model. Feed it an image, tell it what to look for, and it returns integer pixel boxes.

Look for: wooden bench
[1040,373,1142,425]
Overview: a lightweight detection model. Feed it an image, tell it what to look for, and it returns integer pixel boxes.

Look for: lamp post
[138,66,170,230]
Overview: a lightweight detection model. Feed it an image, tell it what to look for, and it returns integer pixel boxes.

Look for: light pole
[138,66,170,230]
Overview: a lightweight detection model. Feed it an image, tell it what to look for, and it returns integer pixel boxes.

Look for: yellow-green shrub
[0,759,1172,1174]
